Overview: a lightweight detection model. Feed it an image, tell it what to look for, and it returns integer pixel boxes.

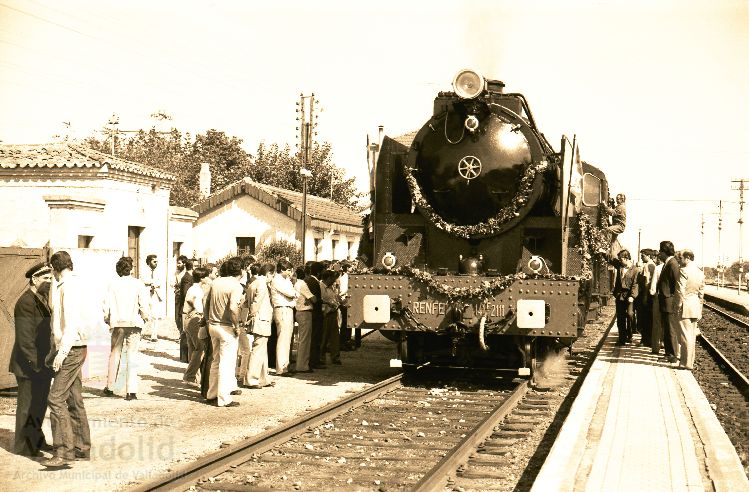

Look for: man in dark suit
[305,261,326,369]
[657,240,681,363]
[10,262,54,457]
[635,249,657,347]
[176,256,194,362]
[610,249,639,346]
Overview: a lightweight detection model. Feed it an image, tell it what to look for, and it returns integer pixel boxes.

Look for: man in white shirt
[43,251,91,468]
[270,259,298,376]
[141,254,164,342]
[102,257,150,400]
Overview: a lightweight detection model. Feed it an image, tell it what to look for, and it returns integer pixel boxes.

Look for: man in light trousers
[270,259,298,376]
[203,257,244,407]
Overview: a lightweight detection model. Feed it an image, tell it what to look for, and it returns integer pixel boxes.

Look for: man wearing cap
[10,262,53,457]
[43,250,91,467]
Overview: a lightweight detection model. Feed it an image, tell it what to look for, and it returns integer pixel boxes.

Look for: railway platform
[532,322,749,492]
[705,285,749,315]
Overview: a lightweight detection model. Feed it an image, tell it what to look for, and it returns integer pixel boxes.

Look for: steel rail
[130,373,405,492]
[413,380,529,492]
[704,302,749,331]
[698,333,749,394]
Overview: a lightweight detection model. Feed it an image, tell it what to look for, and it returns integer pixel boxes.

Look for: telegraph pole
[105,113,171,157]
[718,200,724,287]
[732,178,747,293]
[107,114,119,156]
[296,93,318,263]
[701,212,705,271]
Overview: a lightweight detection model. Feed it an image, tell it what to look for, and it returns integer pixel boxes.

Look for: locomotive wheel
[528,340,539,384]
[397,332,409,363]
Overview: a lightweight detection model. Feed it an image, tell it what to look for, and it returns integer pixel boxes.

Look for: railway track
[133,310,615,492]
[701,303,749,393]
[135,375,526,491]
[694,303,749,475]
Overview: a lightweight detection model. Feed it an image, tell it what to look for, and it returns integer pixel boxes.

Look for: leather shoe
[102,388,114,397]
[74,451,91,461]
[40,442,54,452]
[125,393,137,401]
[42,456,71,468]
[230,389,242,395]
[205,398,218,405]
[224,401,240,407]
[279,372,295,377]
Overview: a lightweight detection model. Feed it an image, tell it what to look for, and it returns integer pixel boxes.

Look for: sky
[1,0,748,267]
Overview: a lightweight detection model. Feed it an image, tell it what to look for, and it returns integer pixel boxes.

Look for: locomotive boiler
[348,69,611,378]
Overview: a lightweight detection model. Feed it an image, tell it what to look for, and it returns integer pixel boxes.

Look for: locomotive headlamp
[465,115,480,133]
[453,69,485,99]
[528,255,547,274]
[382,252,397,270]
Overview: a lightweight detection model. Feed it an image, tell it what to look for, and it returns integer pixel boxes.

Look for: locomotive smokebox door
[363,295,391,324]
[517,299,546,329]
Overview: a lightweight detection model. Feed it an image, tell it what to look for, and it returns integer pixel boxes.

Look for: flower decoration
[403,160,549,239]
[576,213,609,280]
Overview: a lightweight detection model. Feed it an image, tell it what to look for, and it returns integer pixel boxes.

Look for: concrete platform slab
[532,321,749,492]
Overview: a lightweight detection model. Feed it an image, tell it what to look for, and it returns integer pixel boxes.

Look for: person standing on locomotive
[601,193,627,259]
[610,249,639,346]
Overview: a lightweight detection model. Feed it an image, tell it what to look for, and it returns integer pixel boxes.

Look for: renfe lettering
[411,301,504,317]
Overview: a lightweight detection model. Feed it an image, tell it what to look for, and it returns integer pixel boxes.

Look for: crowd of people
[10,249,357,467]
[608,240,706,371]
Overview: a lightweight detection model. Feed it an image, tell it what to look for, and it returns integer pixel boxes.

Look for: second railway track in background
[695,302,749,475]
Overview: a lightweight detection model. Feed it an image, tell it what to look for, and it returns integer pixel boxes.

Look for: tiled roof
[0,142,176,181]
[195,178,361,230]
[393,130,418,148]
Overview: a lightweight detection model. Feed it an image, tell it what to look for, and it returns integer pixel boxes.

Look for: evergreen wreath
[403,160,549,239]
[351,212,605,302]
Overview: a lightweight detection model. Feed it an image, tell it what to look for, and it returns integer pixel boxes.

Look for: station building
[0,142,195,386]
[192,176,362,263]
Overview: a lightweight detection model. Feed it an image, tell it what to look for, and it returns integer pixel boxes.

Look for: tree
[83,122,357,208]
[251,141,358,207]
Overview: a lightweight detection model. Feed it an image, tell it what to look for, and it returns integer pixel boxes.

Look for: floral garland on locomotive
[349,70,612,376]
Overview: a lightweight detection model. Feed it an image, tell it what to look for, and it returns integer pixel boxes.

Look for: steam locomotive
[348,69,611,378]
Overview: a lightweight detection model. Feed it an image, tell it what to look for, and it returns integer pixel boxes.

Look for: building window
[236,237,256,256]
[172,241,182,258]
[128,226,142,278]
[78,235,93,248]
[332,239,339,260]
[314,238,321,261]
[346,241,352,259]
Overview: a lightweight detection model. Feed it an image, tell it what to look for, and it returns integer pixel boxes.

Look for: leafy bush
[256,239,302,267]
